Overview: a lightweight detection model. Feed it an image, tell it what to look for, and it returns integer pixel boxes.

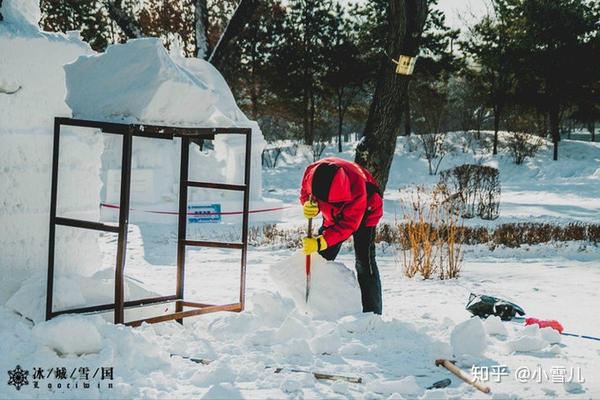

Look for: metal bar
[46,119,61,321]
[185,181,246,191]
[183,240,243,250]
[126,303,242,327]
[55,217,119,233]
[55,117,128,134]
[50,295,179,317]
[114,127,133,324]
[131,131,174,140]
[240,127,252,310]
[179,301,214,308]
[173,127,251,136]
[176,137,190,323]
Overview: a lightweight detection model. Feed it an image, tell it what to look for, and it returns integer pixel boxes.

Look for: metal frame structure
[46,117,252,327]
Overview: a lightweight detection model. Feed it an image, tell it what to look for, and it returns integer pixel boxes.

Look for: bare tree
[193,0,209,59]
[209,0,259,72]
[105,0,143,38]
[355,0,429,191]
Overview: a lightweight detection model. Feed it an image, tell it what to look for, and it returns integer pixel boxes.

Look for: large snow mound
[65,38,249,127]
[269,251,363,319]
[1,8,102,304]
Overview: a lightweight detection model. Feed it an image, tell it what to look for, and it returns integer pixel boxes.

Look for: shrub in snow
[450,318,487,358]
[399,186,463,280]
[438,164,500,220]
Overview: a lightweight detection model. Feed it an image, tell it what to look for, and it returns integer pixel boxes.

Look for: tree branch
[105,0,143,39]
[208,0,259,72]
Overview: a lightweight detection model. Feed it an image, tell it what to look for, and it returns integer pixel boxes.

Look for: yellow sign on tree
[393,55,417,75]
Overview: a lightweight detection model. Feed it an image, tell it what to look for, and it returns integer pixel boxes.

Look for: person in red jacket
[300,157,383,314]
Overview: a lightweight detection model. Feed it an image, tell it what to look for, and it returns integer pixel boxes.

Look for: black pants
[318,225,382,315]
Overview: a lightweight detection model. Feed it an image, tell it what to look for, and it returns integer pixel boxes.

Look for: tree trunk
[493,105,500,155]
[354,0,428,191]
[403,84,411,136]
[337,89,344,152]
[194,0,210,59]
[549,105,560,161]
[106,0,143,39]
[589,122,595,142]
[209,0,259,72]
[0,0,3,22]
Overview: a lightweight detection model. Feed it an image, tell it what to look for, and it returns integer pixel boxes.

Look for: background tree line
[40,0,599,162]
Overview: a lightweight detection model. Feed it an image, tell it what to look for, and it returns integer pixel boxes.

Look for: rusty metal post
[239,128,252,310]
[46,118,61,321]
[176,136,190,323]
[114,126,133,324]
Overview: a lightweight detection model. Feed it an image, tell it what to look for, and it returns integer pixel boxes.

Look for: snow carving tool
[427,378,451,390]
[273,367,362,384]
[435,359,491,394]
[305,214,313,303]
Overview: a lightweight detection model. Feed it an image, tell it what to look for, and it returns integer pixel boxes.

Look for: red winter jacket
[300,157,383,247]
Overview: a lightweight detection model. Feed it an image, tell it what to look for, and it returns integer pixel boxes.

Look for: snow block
[451,318,487,358]
[269,251,362,320]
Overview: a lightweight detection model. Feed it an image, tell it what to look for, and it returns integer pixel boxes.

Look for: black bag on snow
[465,293,525,321]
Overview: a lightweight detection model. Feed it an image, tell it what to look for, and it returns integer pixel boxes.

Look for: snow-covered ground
[2,134,600,399]
[2,2,599,398]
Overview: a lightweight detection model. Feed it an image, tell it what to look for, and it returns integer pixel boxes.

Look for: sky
[435,0,489,30]
[346,0,489,31]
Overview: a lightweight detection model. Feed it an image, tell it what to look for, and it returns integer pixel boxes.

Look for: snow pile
[506,324,560,353]
[270,251,363,319]
[450,317,487,358]
[65,38,247,127]
[33,315,103,355]
[65,38,276,223]
[0,0,102,306]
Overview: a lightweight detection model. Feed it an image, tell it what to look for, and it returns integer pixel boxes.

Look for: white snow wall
[0,4,103,302]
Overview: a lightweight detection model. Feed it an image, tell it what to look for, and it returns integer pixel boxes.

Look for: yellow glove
[303,200,319,219]
[303,235,328,255]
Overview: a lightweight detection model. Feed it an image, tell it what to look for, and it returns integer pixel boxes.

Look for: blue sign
[187,204,221,223]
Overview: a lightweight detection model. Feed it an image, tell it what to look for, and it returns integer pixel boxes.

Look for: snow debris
[507,335,548,352]
[484,315,509,336]
[540,326,562,344]
[270,251,362,319]
[201,383,243,399]
[366,376,423,397]
[32,315,103,355]
[309,330,342,355]
[330,380,350,395]
[451,318,487,357]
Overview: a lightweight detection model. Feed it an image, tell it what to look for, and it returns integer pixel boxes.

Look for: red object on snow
[525,317,564,333]
[300,157,383,247]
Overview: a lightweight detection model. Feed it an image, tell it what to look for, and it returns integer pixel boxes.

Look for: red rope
[100,202,295,216]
